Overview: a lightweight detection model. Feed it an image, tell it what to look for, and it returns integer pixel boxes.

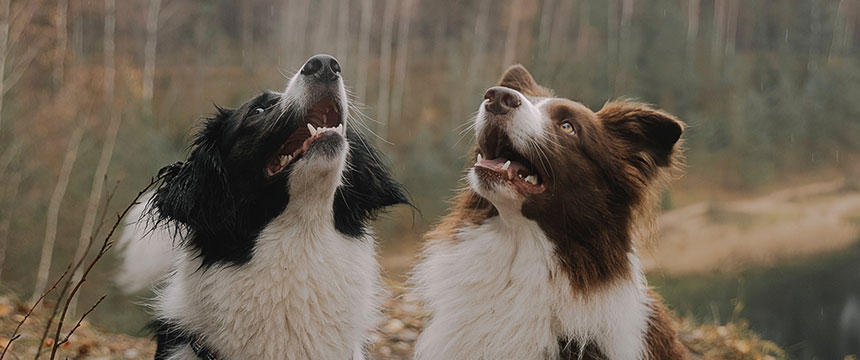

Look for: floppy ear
[333,127,409,237]
[152,112,237,248]
[498,64,552,97]
[598,101,683,170]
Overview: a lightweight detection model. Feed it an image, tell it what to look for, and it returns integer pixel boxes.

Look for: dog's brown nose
[484,86,521,115]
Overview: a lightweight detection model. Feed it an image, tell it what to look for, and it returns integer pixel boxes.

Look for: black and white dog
[117,55,406,359]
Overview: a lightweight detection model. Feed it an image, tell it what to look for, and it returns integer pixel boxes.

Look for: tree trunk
[53,0,68,89]
[0,171,21,281]
[537,0,556,65]
[69,0,121,315]
[389,0,415,133]
[712,0,726,61]
[607,0,619,95]
[355,0,373,103]
[376,0,397,137]
[549,0,574,67]
[240,1,252,68]
[336,0,350,62]
[142,0,161,113]
[725,0,738,58]
[312,0,335,54]
[615,0,634,92]
[686,0,700,67]
[466,0,491,103]
[30,126,84,303]
[290,0,311,65]
[0,0,9,133]
[502,0,524,67]
[575,0,590,60]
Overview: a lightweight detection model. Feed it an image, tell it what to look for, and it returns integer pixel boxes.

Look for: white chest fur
[413,215,652,360]
[156,206,380,360]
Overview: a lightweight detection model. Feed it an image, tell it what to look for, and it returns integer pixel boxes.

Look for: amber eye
[560,122,575,134]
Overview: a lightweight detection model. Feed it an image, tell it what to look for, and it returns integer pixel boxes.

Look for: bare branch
[57,294,105,346]
[48,177,158,360]
[0,265,70,360]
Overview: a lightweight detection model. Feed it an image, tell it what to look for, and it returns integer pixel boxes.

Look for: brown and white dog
[412,65,687,360]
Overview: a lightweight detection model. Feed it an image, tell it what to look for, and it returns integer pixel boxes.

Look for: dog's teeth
[286,154,293,163]
[525,175,538,185]
[518,173,524,178]
[336,124,344,135]
[501,160,511,170]
[477,153,482,163]
[279,155,288,166]
[307,123,317,135]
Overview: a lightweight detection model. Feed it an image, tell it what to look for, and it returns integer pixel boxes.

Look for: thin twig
[57,294,105,346]
[0,265,70,360]
[35,178,121,359]
[49,177,158,360]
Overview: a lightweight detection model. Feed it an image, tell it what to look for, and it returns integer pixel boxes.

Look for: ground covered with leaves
[1,286,785,360]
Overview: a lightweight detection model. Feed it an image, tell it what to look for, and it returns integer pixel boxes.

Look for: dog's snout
[301,54,341,82]
[484,86,521,115]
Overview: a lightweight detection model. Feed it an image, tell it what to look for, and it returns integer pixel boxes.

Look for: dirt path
[642,178,860,274]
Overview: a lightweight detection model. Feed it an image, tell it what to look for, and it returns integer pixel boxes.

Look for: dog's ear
[334,127,409,237]
[152,110,236,241]
[498,65,552,97]
[598,101,683,172]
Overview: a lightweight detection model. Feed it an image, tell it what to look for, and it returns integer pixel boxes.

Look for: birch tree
[336,0,349,62]
[0,0,49,133]
[389,0,416,131]
[355,0,373,102]
[30,126,85,303]
[686,0,700,68]
[712,0,726,61]
[69,0,122,315]
[537,0,556,69]
[241,1,252,68]
[466,0,491,104]
[53,0,68,89]
[503,0,524,67]
[377,0,397,137]
[142,0,161,113]
[0,142,21,281]
[575,0,590,60]
[0,171,20,281]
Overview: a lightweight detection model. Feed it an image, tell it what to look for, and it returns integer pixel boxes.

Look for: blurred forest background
[0,0,859,358]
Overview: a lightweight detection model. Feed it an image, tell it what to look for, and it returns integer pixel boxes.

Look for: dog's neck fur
[156,145,378,360]
[413,201,652,360]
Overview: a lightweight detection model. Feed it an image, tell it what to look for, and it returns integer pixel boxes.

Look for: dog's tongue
[476,157,529,179]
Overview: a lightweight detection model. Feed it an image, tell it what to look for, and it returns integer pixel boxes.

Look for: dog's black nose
[301,54,341,82]
[484,86,521,115]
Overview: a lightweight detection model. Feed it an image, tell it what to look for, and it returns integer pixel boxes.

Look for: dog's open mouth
[475,128,546,195]
[265,97,345,176]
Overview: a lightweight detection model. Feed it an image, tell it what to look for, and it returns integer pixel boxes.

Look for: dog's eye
[254,107,265,114]
[560,122,575,134]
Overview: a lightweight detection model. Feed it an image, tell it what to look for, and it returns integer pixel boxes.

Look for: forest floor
[0,285,785,360]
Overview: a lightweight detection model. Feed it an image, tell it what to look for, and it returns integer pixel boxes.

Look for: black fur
[151,91,407,267]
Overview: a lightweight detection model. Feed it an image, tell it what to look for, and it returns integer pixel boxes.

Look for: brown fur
[644,290,688,359]
[498,64,553,98]
[426,65,687,359]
